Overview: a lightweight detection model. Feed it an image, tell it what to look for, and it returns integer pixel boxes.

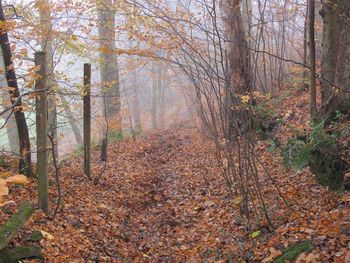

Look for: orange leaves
[262,248,282,263]
[0,172,30,206]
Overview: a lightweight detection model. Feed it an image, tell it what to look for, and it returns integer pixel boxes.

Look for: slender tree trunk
[35,51,48,213]
[59,95,83,145]
[309,0,317,123]
[83,64,91,179]
[151,63,158,129]
[0,0,32,176]
[303,1,309,90]
[156,64,165,128]
[131,69,142,132]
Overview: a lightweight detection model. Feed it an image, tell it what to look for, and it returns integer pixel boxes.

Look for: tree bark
[320,0,350,118]
[35,51,49,214]
[303,1,309,90]
[59,94,83,145]
[36,0,58,159]
[151,63,158,129]
[308,0,317,123]
[83,64,91,179]
[220,0,253,94]
[0,0,32,176]
[0,202,34,250]
[97,0,121,133]
[131,69,142,132]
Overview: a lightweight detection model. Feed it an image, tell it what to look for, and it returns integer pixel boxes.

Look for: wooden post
[83,63,91,179]
[100,138,107,161]
[35,51,48,213]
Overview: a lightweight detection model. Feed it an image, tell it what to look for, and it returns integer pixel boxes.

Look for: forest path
[35,127,238,262]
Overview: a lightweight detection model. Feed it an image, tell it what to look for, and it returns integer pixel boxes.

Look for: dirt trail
[3,123,349,262]
[28,128,236,262]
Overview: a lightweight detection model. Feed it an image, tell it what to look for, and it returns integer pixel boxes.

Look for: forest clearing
[0,0,350,262]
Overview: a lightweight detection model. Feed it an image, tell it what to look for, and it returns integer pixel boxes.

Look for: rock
[28,231,44,242]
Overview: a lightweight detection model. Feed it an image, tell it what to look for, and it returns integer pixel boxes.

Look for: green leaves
[251,230,261,238]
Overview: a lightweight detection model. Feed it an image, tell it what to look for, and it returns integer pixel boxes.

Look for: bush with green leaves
[252,104,282,139]
[282,119,349,191]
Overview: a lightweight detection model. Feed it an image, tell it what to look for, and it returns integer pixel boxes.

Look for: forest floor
[1,87,350,262]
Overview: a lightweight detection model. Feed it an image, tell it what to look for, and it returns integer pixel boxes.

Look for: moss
[0,202,34,250]
[0,246,44,263]
[8,245,44,261]
[273,240,313,263]
[309,144,345,192]
[28,231,43,242]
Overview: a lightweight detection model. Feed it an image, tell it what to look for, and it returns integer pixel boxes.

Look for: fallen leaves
[0,89,349,262]
[0,172,29,206]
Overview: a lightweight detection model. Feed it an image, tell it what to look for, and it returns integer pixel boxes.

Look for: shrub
[281,120,348,192]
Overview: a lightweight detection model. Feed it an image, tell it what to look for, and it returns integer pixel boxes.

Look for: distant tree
[0,53,18,153]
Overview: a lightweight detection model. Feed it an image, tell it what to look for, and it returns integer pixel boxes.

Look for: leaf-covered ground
[1,88,350,262]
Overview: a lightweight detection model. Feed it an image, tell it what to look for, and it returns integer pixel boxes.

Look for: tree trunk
[36,0,58,159]
[303,1,309,90]
[220,0,253,94]
[151,63,158,129]
[59,94,83,145]
[35,52,49,214]
[0,203,34,250]
[320,0,350,118]
[97,0,121,133]
[83,64,91,179]
[131,69,142,132]
[308,0,317,123]
[0,0,32,176]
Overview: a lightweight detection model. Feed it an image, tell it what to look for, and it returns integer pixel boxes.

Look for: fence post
[83,63,91,179]
[35,51,48,213]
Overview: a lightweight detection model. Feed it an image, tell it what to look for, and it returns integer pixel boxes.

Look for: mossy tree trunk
[0,203,43,262]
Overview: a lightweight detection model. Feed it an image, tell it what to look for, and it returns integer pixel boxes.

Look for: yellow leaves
[40,230,55,240]
[222,157,228,168]
[241,95,250,104]
[5,174,29,185]
[0,179,9,196]
[19,48,28,56]
[0,171,12,178]
[251,230,261,238]
[233,196,243,205]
